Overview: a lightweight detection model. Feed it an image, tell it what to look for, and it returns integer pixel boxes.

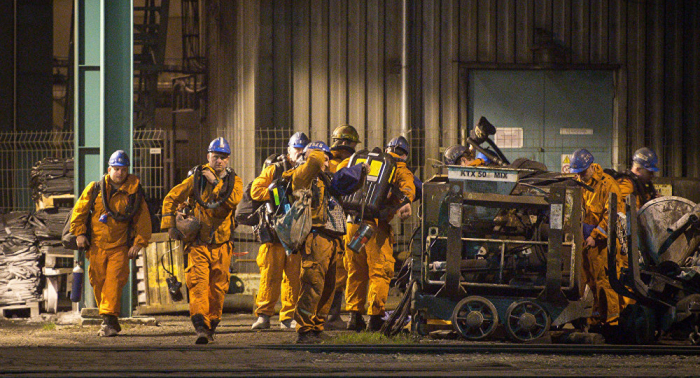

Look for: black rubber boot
[325,291,345,330]
[191,314,209,345]
[367,315,384,332]
[346,311,366,332]
[207,319,220,343]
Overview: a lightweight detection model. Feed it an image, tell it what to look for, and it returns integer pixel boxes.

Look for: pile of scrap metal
[608,193,700,345]
[385,118,595,342]
[29,157,74,201]
[0,212,41,307]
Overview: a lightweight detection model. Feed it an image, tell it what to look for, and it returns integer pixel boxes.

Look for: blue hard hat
[208,137,231,155]
[108,150,130,167]
[476,150,492,164]
[386,136,409,155]
[569,148,594,173]
[288,132,310,148]
[303,140,332,158]
[444,145,468,165]
[632,147,659,172]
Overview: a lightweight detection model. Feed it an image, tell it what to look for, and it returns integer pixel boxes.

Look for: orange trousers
[88,245,130,317]
[255,242,301,321]
[582,243,623,325]
[294,231,341,333]
[186,242,232,329]
[345,221,395,316]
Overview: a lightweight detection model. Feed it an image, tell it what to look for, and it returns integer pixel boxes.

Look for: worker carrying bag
[62,178,145,250]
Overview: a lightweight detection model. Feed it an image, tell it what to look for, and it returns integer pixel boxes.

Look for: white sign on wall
[560,128,594,135]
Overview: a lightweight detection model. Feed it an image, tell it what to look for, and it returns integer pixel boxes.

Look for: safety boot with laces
[191,314,209,345]
[346,311,366,332]
[251,314,271,329]
[97,315,120,337]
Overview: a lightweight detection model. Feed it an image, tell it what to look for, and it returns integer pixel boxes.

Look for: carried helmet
[303,140,333,159]
[108,150,130,167]
[632,147,659,172]
[443,145,468,165]
[175,211,201,244]
[208,137,231,155]
[331,125,361,144]
[569,148,594,174]
[386,136,409,156]
[288,132,310,148]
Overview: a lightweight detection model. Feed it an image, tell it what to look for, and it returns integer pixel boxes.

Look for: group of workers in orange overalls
[69,124,659,343]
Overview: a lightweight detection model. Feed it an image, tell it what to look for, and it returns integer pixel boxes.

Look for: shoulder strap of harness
[193,166,238,209]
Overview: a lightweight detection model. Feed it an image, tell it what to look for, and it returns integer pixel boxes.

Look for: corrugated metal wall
[207,0,700,179]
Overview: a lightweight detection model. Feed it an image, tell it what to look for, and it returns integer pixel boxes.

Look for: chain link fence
[0,130,172,215]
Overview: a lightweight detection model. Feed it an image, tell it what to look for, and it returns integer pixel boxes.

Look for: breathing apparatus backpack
[179,165,238,243]
[603,167,658,207]
[341,147,397,222]
[234,154,290,243]
[235,154,289,227]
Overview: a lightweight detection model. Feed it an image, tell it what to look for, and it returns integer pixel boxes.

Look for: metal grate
[0,130,171,213]
[0,131,74,213]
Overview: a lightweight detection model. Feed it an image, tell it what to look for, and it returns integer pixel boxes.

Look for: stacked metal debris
[0,212,41,306]
[30,207,72,240]
[30,157,74,201]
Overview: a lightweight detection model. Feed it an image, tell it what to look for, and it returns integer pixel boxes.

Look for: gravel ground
[1,312,700,377]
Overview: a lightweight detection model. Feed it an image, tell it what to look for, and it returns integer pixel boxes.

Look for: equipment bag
[61,182,99,250]
[341,147,397,220]
[273,188,313,254]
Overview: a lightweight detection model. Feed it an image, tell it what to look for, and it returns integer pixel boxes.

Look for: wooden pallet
[135,233,189,315]
[1,302,40,318]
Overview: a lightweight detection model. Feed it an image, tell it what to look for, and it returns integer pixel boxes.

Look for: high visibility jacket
[70,174,152,249]
[282,150,329,227]
[161,164,243,244]
[576,164,624,241]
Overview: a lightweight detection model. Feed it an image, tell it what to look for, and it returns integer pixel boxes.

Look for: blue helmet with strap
[569,148,594,174]
[632,147,659,172]
[208,137,231,155]
[288,132,310,148]
[303,140,333,159]
[108,150,130,167]
[386,136,409,156]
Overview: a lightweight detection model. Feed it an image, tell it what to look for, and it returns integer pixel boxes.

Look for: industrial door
[469,70,613,172]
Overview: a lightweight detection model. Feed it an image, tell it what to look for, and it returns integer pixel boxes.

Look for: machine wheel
[621,304,658,344]
[504,300,551,342]
[451,296,499,340]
